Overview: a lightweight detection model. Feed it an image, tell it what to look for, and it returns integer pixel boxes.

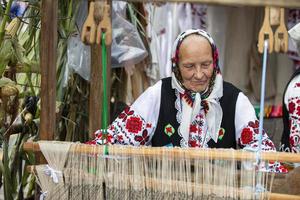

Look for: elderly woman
[88,29,285,172]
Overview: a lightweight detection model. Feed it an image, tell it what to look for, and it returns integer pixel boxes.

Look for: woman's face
[178,35,214,93]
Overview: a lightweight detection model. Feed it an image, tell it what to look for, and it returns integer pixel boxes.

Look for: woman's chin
[184,83,207,93]
[189,87,205,93]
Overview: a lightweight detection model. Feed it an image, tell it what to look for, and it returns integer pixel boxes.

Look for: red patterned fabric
[238,120,275,151]
[125,117,142,133]
[89,107,153,146]
[287,96,300,153]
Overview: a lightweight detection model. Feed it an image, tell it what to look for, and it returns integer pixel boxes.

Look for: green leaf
[0,39,13,75]
[0,77,16,87]
[11,37,26,63]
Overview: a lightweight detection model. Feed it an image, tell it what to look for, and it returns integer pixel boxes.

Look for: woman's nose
[194,66,204,79]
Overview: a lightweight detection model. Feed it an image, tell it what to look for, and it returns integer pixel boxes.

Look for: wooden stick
[269,193,300,200]
[274,8,288,53]
[258,6,274,53]
[23,142,300,163]
[121,0,300,8]
[81,2,97,44]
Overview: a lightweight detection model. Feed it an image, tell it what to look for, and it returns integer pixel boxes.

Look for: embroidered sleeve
[235,93,274,150]
[286,97,300,153]
[235,93,287,173]
[238,120,276,151]
[282,76,300,153]
[86,81,162,146]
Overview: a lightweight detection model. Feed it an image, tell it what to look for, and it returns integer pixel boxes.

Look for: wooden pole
[89,44,103,139]
[40,0,57,140]
[89,1,111,139]
[23,142,300,163]
[124,0,300,8]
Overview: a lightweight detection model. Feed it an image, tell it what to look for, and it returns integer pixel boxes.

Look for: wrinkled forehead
[172,29,215,58]
[179,34,212,53]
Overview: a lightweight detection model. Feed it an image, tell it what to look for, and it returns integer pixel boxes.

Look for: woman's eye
[184,64,194,68]
[202,62,212,68]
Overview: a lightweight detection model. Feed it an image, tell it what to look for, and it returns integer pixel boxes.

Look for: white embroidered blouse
[87,78,288,173]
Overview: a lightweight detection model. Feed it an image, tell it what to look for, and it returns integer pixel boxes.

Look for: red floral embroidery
[286,97,300,152]
[264,140,275,148]
[297,106,300,116]
[85,140,96,145]
[146,123,152,128]
[240,128,253,144]
[189,140,197,147]
[218,129,224,136]
[248,120,259,129]
[95,132,113,144]
[267,161,288,173]
[201,100,209,114]
[295,83,300,88]
[289,101,296,114]
[109,125,115,131]
[117,135,123,142]
[181,93,193,106]
[105,134,113,143]
[125,116,142,133]
[279,165,288,173]
[290,136,295,147]
[118,106,134,122]
[190,124,198,132]
[134,130,150,145]
[166,127,173,133]
[218,128,225,140]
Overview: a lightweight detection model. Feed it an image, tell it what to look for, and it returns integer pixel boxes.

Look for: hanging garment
[145,3,208,80]
[288,9,300,69]
[178,3,207,32]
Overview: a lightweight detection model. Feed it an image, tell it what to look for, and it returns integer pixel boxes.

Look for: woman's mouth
[192,80,207,86]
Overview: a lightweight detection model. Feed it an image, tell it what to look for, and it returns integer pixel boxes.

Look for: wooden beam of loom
[89,2,112,139]
[121,0,300,8]
[23,142,300,163]
[40,0,57,140]
[26,165,300,200]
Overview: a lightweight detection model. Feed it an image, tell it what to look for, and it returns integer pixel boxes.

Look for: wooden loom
[35,0,300,199]
[24,141,300,200]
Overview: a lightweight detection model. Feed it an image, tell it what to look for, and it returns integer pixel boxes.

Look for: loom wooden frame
[24,142,300,163]
[24,141,300,200]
